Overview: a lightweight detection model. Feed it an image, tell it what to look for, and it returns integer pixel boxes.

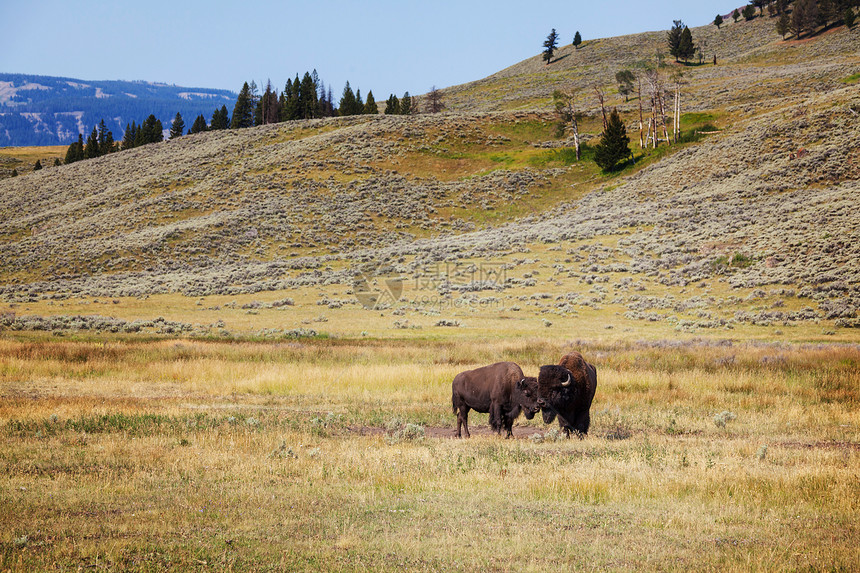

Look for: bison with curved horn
[452,362,542,438]
[538,351,597,438]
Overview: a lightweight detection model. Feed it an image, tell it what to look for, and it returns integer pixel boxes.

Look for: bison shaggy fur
[452,362,540,438]
[538,352,597,438]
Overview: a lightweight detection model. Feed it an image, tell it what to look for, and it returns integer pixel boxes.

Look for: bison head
[514,376,541,419]
[537,364,577,419]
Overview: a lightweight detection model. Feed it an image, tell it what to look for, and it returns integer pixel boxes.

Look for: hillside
[0,74,235,146]
[0,15,858,341]
[443,14,859,113]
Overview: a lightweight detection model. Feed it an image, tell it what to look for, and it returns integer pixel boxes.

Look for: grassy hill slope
[0,15,858,342]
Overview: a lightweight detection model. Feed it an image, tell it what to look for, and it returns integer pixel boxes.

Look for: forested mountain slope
[0,74,235,146]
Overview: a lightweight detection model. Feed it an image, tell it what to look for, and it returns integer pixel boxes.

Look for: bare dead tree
[645,69,659,148]
[637,73,645,149]
[671,70,686,143]
[594,85,608,132]
[553,88,582,160]
[645,69,671,148]
[658,85,671,147]
[426,86,445,114]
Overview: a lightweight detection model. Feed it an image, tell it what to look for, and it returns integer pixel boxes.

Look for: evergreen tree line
[227,74,420,131]
[716,0,858,38]
[64,119,117,164]
[60,71,435,165]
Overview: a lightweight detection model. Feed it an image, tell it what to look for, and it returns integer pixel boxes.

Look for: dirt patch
[349,424,546,439]
[777,441,860,451]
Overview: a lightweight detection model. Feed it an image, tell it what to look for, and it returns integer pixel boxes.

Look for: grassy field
[0,146,66,179]
[1,336,858,571]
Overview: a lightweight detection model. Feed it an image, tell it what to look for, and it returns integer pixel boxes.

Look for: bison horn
[561,372,571,386]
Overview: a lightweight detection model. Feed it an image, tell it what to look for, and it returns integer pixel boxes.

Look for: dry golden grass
[0,145,66,177]
[1,337,857,571]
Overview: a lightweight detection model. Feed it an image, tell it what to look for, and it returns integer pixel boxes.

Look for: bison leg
[503,415,514,439]
[555,413,574,438]
[572,411,591,438]
[456,405,471,438]
[489,402,504,435]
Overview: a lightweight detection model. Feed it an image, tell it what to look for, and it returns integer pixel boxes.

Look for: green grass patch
[711,252,755,270]
[841,73,860,83]
[681,112,718,126]
[528,145,594,167]
[487,119,556,142]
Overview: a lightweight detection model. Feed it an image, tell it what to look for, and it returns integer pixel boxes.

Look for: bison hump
[559,352,596,398]
[559,352,589,382]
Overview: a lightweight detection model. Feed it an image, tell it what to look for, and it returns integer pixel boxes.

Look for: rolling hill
[0,14,858,340]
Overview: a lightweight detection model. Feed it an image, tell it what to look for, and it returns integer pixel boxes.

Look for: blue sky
[2,1,735,98]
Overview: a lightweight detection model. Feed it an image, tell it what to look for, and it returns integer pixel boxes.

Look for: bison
[538,352,597,438]
[452,361,541,438]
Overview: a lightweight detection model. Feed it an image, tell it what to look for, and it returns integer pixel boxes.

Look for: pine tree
[385,94,401,115]
[122,122,137,149]
[169,112,185,139]
[401,91,412,115]
[817,0,838,26]
[139,114,163,144]
[279,78,296,121]
[54,158,61,167]
[339,81,358,116]
[678,27,694,62]
[742,4,756,21]
[364,90,378,114]
[594,108,631,172]
[249,81,261,126]
[65,133,84,163]
[210,106,229,130]
[230,82,254,129]
[802,0,819,34]
[97,119,115,155]
[190,114,208,134]
[317,81,332,117]
[714,14,723,29]
[34,159,42,171]
[733,8,741,22]
[573,31,582,48]
[259,79,280,124]
[300,72,318,119]
[616,70,635,101]
[84,126,100,159]
[667,20,684,61]
[543,28,559,64]
[776,11,790,38]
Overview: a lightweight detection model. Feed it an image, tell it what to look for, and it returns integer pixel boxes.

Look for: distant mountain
[0,73,236,146]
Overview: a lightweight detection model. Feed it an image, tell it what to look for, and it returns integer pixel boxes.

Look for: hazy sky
[2,1,734,98]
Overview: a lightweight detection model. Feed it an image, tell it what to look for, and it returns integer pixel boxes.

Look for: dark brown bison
[538,352,597,438]
[452,362,541,438]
